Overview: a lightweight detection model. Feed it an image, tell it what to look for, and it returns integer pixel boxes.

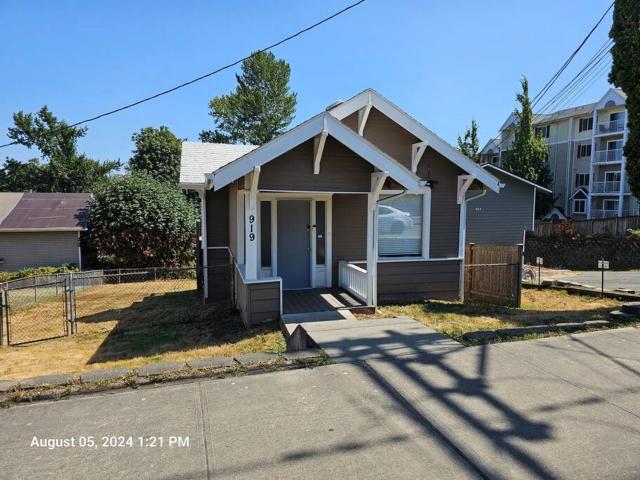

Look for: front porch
[283,288,365,315]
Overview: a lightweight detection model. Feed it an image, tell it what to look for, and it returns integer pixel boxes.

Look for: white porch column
[367,171,388,306]
[244,167,260,280]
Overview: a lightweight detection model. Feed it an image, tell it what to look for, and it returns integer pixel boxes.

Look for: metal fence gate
[464,244,523,308]
[1,277,71,345]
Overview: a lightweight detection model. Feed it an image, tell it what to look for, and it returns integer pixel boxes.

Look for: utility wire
[0,0,366,149]
[531,1,614,108]
[487,2,615,151]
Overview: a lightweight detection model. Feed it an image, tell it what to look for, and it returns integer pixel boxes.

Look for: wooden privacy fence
[533,216,640,238]
[464,244,523,307]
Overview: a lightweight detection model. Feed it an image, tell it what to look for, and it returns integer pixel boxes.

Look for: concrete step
[620,302,640,316]
[609,310,638,323]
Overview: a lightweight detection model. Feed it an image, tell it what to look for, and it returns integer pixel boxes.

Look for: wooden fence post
[515,244,524,308]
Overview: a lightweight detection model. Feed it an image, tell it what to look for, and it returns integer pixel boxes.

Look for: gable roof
[327,89,501,193]
[179,142,257,188]
[569,187,588,199]
[0,192,91,232]
[480,164,552,194]
[209,112,427,192]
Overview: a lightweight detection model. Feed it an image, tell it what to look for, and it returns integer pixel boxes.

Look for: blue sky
[0,0,614,166]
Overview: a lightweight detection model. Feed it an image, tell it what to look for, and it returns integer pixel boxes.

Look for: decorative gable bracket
[457,174,475,204]
[411,141,428,173]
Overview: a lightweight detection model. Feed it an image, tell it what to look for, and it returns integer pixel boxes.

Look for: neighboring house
[480,88,635,219]
[0,192,91,272]
[180,89,501,326]
[466,164,552,245]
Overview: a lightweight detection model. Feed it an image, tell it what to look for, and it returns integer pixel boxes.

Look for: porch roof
[208,112,428,192]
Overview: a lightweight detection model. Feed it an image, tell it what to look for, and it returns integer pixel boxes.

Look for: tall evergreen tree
[503,77,554,216]
[128,126,182,185]
[2,106,119,192]
[609,0,640,196]
[199,51,297,145]
[457,119,480,161]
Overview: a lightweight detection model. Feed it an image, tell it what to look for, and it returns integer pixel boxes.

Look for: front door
[277,200,310,289]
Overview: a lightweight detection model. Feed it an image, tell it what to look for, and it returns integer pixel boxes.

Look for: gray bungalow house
[466,164,552,246]
[180,89,501,325]
[0,192,91,271]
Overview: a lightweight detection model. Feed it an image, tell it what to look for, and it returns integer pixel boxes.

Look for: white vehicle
[378,205,414,234]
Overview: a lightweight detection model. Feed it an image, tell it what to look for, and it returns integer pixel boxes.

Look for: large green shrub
[88,174,198,267]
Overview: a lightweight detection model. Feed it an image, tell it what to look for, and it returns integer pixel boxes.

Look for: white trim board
[327,89,501,193]
[209,113,426,193]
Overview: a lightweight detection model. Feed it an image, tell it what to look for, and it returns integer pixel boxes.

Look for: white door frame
[255,192,333,288]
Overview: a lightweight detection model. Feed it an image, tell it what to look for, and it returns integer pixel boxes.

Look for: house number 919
[248,215,255,241]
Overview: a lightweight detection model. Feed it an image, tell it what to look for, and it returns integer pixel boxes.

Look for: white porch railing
[339,261,368,303]
[596,119,625,135]
[592,181,621,193]
[594,148,623,163]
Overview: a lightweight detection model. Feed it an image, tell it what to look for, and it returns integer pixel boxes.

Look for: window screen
[260,201,271,268]
[378,194,422,257]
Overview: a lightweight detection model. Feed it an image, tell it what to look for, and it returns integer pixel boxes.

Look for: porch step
[281,309,356,351]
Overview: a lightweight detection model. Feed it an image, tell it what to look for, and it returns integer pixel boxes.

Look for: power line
[0,0,367,149]
[531,1,614,108]
[487,2,615,152]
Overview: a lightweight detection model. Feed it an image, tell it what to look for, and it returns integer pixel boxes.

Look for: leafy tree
[3,106,119,192]
[199,51,297,145]
[128,126,182,184]
[609,0,640,196]
[502,77,553,216]
[88,174,198,267]
[457,119,480,161]
[0,158,50,191]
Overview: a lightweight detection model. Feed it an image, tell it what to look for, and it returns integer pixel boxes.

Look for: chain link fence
[1,267,231,346]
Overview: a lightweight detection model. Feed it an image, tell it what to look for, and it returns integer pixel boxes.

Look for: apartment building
[480,88,635,219]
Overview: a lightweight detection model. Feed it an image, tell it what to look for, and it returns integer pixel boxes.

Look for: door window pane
[378,194,422,257]
[315,201,326,265]
[260,201,271,268]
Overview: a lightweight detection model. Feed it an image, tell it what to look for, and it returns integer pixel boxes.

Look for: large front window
[377,194,423,257]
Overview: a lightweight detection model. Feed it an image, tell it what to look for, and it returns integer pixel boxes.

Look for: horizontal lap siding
[377,260,461,303]
[0,231,80,271]
[247,282,280,324]
[418,150,462,258]
[342,108,420,171]
[259,138,373,192]
[466,169,533,245]
[206,187,230,301]
[332,194,367,287]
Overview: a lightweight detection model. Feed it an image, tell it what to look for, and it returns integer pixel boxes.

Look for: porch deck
[283,288,365,315]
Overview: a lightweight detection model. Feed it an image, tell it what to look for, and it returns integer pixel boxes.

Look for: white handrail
[339,261,368,303]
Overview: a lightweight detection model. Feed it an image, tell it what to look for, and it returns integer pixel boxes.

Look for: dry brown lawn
[0,280,284,380]
[369,288,622,341]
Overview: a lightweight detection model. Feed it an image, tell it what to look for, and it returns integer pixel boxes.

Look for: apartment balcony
[591,181,626,194]
[591,208,629,219]
[596,119,625,135]
[593,148,624,163]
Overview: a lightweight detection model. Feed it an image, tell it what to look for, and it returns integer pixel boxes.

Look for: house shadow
[79,290,277,364]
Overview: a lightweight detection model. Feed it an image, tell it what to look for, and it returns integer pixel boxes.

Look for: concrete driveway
[554,270,640,291]
[2,327,640,479]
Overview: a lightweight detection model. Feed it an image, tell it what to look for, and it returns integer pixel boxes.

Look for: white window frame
[573,198,586,214]
[603,198,619,211]
[604,170,622,183]
[377,190,431,263]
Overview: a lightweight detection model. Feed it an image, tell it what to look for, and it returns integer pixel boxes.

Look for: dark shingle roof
[0,192,91,231]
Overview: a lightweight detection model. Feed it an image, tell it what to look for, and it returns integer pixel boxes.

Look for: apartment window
[576,144,591,158]
[610,112,624,122]
[575,173,590,187]
[604,199,619,211]
[491,155,499,165]
[573,199,586,214]
[605,171,622,183]
[535,125,550,138]
[578,117,593,132]
[607,140,623,151]
[378,194,423,257]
